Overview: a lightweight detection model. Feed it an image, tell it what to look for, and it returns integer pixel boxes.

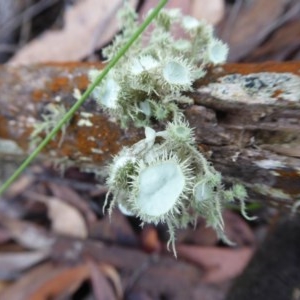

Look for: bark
[0,62,299,207]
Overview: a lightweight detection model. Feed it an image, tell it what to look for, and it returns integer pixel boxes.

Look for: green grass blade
[0,0,168,195]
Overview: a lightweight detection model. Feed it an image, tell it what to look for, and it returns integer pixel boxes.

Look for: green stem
[0,0,168,196]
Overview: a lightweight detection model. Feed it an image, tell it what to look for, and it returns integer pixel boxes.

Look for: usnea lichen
[90,5,252,255]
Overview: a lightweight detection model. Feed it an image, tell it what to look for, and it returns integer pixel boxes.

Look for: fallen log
[0,62,299,207]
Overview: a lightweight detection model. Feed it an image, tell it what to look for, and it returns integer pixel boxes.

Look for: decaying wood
[0,62,300,207]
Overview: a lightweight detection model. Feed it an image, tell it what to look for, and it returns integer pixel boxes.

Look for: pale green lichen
[105,119,253,254]
[89,4,252,255]
[89,5,228,128]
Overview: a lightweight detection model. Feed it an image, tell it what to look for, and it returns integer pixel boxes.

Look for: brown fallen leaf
[26,191,88,239]
[219,0,295,61]
[176,218,218,246]
[9,0,138,65]
[5,175,35,198]
[140,0,224,25]
[190,0,224,24]
[0,214,54,250]
[49,238,223,300]
[89,210,138,247]
[30,262,118,300]
[0,263,60,300]
[0,250,49,280]
[178,245,254,283]
[100,263,123,300]
[87,259,118,300]
[140,0,190,17]
[246,19,300,61]
[45,199,88,239]
[0,262,90,300]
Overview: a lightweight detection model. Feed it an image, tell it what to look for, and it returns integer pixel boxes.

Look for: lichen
[77,119,93,127]
[30,103,69,148]
[0,139,24,155]
[104,120,254,254]
[199,72,300,105]
[88,5,253,254]
[89,5,228,128]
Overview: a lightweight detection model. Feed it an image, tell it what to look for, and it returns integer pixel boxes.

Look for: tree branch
[0,62,299,206]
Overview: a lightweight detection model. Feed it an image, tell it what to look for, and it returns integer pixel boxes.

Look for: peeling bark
[0,62,299,206]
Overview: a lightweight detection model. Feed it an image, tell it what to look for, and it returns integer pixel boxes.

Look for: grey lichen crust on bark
[190,67,300,208]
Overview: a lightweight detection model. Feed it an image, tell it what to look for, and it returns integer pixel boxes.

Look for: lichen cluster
[105,119,253,253]
[89,4,228,128]
[89,5,252,254]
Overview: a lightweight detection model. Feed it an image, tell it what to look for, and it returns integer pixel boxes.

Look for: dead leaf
[100,264,123,300]
[47,182,97,224]
[0,263,59,300]
[29,262,119,300]
[44,198,88,239]
[87,259,117,300]
[140,0,224,25]
[140,0,190,16]
[26,192,88,239]
[246,19,300,61]
[0,250,49,280]
[9,0,138,65]
[190,0,224,25]
[178,245,254,283]
[49,239,224,300]
[176,218,218,246]
[89,210,138,247]
[0,262,91,300]
[5,175,34,198]
[0,261,118,300]
[219,0,295,61]
[0,214,54,250]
